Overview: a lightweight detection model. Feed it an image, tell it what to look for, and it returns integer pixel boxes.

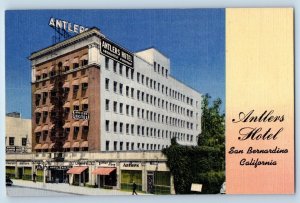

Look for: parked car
[220,182,226,194]
[6,176,13,186]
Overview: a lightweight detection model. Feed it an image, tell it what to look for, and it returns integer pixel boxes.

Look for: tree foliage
[162,94,225,194]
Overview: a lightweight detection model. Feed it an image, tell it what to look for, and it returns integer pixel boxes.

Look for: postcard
[5,8,294,196]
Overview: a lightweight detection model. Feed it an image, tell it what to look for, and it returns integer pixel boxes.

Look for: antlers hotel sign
[49,17,89,34]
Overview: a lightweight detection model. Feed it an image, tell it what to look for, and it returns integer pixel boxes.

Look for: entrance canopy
[67,166,88,175]
[92,167,116,176]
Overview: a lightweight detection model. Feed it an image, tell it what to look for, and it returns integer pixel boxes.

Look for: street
[7,185,75,196]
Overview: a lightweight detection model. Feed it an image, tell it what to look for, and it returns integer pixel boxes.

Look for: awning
[67,166,88,174]
[80,77,88,84]
[80,55,88,61]
[72,80,79,86]
[34,108,42,113]
[63,61,70,67]
[72,142,80,148]
[92,167,116,176]
[34,126,42,133]
[42,106,48,112]
[81,98,88,104]
[49,143,55,149]
[34,89,42,95]
[63,142,71,148]
[48,105,54,111]
[73,100,80,106]
[35,71,41,76]
[63,81,70,88]
[41,143,49,149]
[49,124,55,130]
[63,122,71,128]
[42,125,49,131]
[48,66,54,72]
[81,120,89,127]
[72,121,80,127]
[80,141,88,148]
[72,58,79,64]
[48,85,54,91]
[34,144,42,150]
[63,102,70,108]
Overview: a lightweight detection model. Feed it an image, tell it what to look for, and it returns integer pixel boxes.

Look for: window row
[104,57,196,107]
[105,140,168,151]
[35,56,88,81]
[105,100,196,130]
[105,79,196,118]
[105,120,195,142]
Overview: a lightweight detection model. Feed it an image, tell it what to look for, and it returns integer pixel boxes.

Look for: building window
[105,78,109,90]
[126,142,130,151]
[119,83,123,95]
[105,57,109,69]
[82,104,88,111]
[113,81,117,93]
[114,122,117,133]
[126,66,129,78]
[113,101,117,113]
[131,69,134,80]
[73,105,79,111]
[154,61,156,72]
[82,83,88,91]
[105,120,110,131]
[137,108,140,118]
[131,106,134,116]
[126,105,129,115]
[119,103,123,114]
[114,141,117,151]
[119,64,123,75]
[9,137,14,146]
[131,88,134,98]
[113,61,117,72]
[146,77,149,86]
[131,143,134,150]
[131,124,134,135]
[21,137,27,146]
[166,69,168,77]
[120,142,123,151]
[105,99,110,111]
[158,64,160,73]
[162,67,164,76]
[137,90,140,100]
[126,124,129,134]
[141,75,144,84]
[106,141,109,151]
[137,72,140,83]
[126,86,129,96]
[120,122,123,133]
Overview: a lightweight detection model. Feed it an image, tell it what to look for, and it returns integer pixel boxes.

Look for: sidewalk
[11,179,142,196]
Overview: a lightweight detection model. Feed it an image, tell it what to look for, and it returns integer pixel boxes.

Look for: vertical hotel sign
[226,8,294,194]
[100,38,134,68]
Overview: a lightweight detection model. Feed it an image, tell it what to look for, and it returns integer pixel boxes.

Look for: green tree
[162,94,225,194]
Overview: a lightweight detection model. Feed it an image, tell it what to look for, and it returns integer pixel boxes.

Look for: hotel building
[29,27,202,153]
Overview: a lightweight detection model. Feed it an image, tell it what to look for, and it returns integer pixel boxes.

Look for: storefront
[67,166,89,186]
[92,167,117,189]
[17,161,33,180]
[148,171,171,194]
[48,166,70,183]
[121,170,142,192]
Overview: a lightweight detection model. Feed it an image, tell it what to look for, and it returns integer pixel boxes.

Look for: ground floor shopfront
[6,151,174,194]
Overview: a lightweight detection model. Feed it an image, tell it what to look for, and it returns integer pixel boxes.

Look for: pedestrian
[33,172,36,183]
[132,181,138,195]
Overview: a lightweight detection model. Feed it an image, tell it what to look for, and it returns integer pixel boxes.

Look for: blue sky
[5,9,225,119]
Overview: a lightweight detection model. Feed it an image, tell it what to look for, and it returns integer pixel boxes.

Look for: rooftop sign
[100,38,134,68]
[49,17,88,34]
